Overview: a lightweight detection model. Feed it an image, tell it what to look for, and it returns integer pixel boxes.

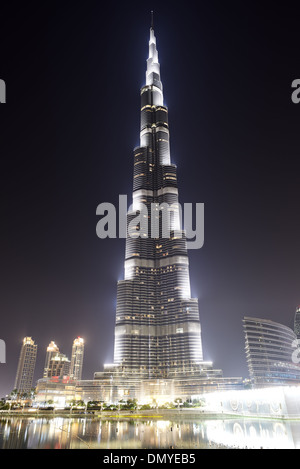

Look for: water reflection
[0,417,300,449]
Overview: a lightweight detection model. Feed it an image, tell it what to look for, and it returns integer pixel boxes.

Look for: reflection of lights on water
[193,423,200,434]
[156,420,170,431]
[205,420,293,449]
[249,425,257,439]
[1,414,300,449]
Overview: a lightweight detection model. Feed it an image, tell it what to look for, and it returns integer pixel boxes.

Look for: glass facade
[243,316,300,387]
[113,23,204,381]
[294,306,300,339]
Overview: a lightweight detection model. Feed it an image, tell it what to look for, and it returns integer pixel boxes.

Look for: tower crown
[146,23,163,92]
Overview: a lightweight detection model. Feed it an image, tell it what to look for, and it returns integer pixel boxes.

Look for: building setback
[112,20,204,380]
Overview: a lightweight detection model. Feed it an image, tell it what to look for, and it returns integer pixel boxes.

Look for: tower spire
[146,15,163,93]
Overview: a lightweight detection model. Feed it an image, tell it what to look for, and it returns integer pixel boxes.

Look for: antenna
[151,10,154,30]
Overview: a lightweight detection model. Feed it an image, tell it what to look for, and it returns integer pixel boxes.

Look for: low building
[243,316,300,388]
[294,306,300,339]
[35,377,77,407]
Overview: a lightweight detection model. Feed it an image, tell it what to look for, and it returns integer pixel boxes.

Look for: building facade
[294,306,300,339]
[243,316,300,387]
[35,21,246,407]
[46,352,70,378]
[70,337,84,381]
[112,21,204,381]
[14,337,37,393]
[35,377,77,407]
[43,341,59,378]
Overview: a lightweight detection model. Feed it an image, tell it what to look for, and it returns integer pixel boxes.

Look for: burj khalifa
[112,19,205,381]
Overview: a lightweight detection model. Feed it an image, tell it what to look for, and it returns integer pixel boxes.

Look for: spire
[146,14,163,92]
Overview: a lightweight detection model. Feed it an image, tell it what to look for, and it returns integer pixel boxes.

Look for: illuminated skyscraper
[43,341,59,378]
[70,337,84,381]
[47,353,70,378]
[112,21,204,380]
[14,337,37,393]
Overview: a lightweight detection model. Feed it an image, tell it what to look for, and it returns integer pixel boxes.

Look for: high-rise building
[112,21,205,381]
[40,18,243,406]
[243,316,300,388]
[70,337,84,381]
[47,352,70,378]
[294,306,300,339]
[14,337,37,393]
[43,341,59,378]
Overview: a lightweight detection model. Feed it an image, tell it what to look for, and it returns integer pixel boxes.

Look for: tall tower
[70,337,84,380]
[43,341,59,378]
[14,337,37,393]
[113,20,204,380]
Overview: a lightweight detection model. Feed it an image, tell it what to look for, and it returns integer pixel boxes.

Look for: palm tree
[9,389,18,400]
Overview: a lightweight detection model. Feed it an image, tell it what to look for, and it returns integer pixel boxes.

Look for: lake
[1,415,300,449]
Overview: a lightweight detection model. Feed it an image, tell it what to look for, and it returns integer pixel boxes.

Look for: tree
[69,399,84,408]
[9,389,18,400]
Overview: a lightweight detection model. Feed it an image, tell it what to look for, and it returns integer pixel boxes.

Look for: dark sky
[0,0,299,397]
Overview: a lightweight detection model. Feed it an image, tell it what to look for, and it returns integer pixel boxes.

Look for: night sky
[0,0,299,397]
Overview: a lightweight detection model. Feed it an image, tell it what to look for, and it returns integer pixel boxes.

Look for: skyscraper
[47,352,70,378]
[14,337,37,393]
[43,341,59,378]
[70,337,84,381]
[112,21,204,380]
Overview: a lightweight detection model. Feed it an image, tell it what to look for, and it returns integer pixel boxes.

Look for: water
[1,416,300,449]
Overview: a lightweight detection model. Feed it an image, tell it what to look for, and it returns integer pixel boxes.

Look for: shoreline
[1,409,300,422]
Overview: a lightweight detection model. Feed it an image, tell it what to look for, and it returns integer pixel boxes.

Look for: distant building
[43,341,59,378]
[243,316,300,388]
[14,337,37,393]
[46,353,70,378]
[294,306,300,339]
[70,337,84,381]
[35,376,77,407]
